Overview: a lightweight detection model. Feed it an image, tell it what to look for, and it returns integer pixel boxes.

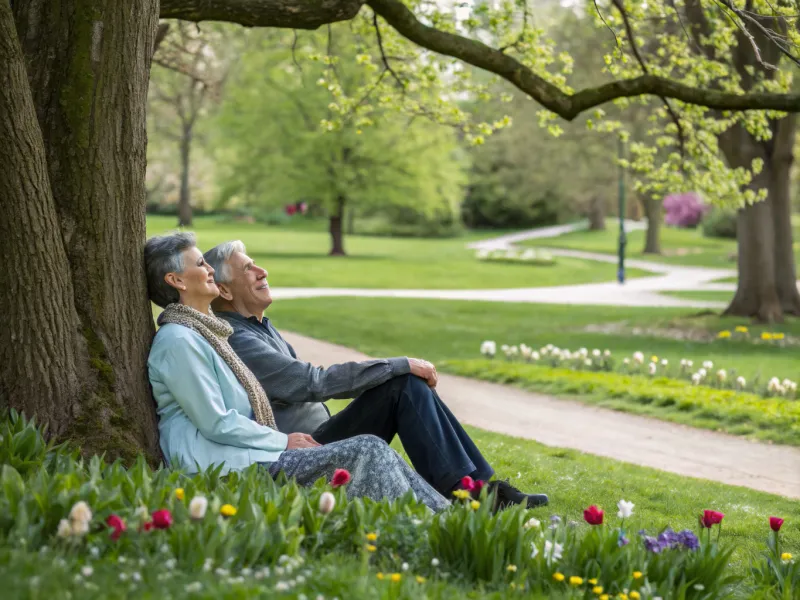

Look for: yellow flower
[452,489,470,500]
[588,578,598,585]
[618,594,628,600]
[416,576,426,584]
[569,576,583,586]
[651,355,658,362]
[471,500,481,510]
[366,532,378,541]
[782,552,793,561]
[174,488,185,501]
[366,544,377,552]
[761,332,773,340]
[599,596,609,600]
[593,586,604,595]
[509,582,516,590]
[376,572,384,580]
[735,326,748,333]
[506,564,517,572]
[553,572,565,582]
[717,330,731,338]
[220,504,237,517]
[391,573,401,582]
[629,592,641,600]
[632,571,643,580]
[774,333,785,340]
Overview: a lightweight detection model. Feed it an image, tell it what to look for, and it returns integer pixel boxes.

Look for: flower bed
[475,248,556,266]
[446,359,800,446]
[479,341,798,400]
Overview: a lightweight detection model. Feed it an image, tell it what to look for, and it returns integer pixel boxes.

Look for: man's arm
[229,330,412,404]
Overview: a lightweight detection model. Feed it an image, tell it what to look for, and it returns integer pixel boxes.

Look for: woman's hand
[286,433,321,450]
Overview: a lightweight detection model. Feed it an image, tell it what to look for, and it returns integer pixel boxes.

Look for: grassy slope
[146,216,653,290]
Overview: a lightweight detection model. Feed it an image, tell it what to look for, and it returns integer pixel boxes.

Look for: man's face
[222,251,272,312]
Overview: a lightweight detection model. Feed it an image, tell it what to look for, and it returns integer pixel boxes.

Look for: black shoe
[487,480,549,512]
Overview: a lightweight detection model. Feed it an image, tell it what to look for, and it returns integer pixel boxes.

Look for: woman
[145,232,448,511]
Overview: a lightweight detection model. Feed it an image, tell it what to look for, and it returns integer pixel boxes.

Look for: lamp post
[617,135,627,285]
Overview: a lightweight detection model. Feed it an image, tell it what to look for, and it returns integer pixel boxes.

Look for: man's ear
[164,272,185,291]
[217,281,234,301]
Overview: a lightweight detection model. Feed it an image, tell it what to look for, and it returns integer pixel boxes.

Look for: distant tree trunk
[178,123,193,227]
[587,196,606,230]
[329,195,346,256]
[4,0,161,461]
[641,194,662,254]
[346,206,356,235]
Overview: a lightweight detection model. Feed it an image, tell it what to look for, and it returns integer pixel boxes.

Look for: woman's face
[169,246,219,302]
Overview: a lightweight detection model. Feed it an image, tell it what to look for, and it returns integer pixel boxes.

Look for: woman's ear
[164,272,186,292]
[216,282,233,301]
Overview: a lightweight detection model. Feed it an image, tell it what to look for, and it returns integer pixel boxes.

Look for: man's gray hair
[144,232,197,308]
[204,240,247,284]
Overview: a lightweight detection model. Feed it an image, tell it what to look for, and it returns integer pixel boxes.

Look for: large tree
[3,0,800,459]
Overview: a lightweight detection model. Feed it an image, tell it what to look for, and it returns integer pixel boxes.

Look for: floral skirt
[268,434,449,512]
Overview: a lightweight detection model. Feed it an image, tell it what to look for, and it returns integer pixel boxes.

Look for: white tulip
[633,352,644,364]
[623,358,630,365]
[523,518,541,529]
[736,376,746,388]
[617,499,635,518]
[69,501,92,525]
[703,361,714,370]
[603,349,611,357]
[189,496,208,520]
[661,359,668,366]
[698,368,707,378]
[544,540,563,563]
[648,363,657,375]
[717,369,726,381]
[592,349,601,357]
[480,340,496,357]
[319,492,336,514]
[57,519,72,538]
[691,373,702,385]
[530,543,539,559]
[531,351,540,361]
[584,359,592,367]
[71,519,90,537]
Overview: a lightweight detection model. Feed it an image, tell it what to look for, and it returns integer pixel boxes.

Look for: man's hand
[286,433,321,450]
[409,358,438,388]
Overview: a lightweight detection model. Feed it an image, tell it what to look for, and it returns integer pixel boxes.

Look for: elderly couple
[144,232,548,512]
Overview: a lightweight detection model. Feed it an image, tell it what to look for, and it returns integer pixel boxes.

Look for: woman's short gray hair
[144,232,197,308]
[203,240,247,284]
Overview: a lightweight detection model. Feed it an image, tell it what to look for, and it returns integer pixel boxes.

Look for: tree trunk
[329,196,346,256]
[178,124,193,227]
[7,0,161,461]
[587,196,606,231]
[641,194,662,254]
[346,206,356,235]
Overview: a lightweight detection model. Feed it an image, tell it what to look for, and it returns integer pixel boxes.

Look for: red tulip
[583,505,604,525]
[473,480,486,494]
[460,476,475,491]
[151,509,173,530]
[701,510,725,528]
[332,469,351,487]
[106,514,126,541]
[770,517,784,532]
[142,521,154,532]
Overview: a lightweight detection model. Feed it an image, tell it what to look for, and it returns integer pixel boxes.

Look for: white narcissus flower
[57,519,72,538]
[584,359,592,367]
[544,540,563,563]
[717,369,727,381]
[480,340,496,357]
[633,352,644,364]
[648,363,657,375]
[698,368,707,378]
[69,501,92,524]
[189,496,208,520]
[592,349,601,357]
[530,542,539,559]
[692,373,702,385]
[603,349,611,357]
[736,376,746,388]
[531,351,540,361]
[661,359,668,366]
[703,360,714,370]
[319,492,336,514]
[617,499,634,519]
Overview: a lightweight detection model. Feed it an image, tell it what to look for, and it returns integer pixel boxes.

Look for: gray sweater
[217,311,411,434]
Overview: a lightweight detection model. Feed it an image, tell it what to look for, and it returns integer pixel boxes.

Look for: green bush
[461,184,566,229]
[702,209,738,239]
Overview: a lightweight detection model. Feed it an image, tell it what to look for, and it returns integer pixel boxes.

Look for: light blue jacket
[148,323,289,475]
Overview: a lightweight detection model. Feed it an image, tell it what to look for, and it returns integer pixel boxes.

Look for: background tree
[213,28,467,255]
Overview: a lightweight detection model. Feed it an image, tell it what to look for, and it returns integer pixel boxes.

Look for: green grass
[146,215,654,289]
[523,221,800,269]
[268,297,800,383]
[661,290,734,303]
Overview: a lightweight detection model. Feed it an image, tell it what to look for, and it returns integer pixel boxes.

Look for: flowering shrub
[663,192,707,228]
[475,248,556,266]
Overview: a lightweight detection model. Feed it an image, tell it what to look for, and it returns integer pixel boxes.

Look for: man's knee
[353,433,390,452]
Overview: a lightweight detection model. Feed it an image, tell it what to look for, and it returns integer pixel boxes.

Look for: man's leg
[313,374,494,495]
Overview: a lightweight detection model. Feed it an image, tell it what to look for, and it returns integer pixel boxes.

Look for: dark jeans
[312,374,494,495]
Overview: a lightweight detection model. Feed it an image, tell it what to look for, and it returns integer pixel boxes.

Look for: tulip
[106,515,126,541]
[770,516,784,532]
[332,468,351,487]
[617,499,634,519]
[151,509,173,530]
[69,501,93,525]
[319,491,336,514]
[583,505,604,525]
[700,510,724,528]
[460,476,475,491]
[189,496,208,520]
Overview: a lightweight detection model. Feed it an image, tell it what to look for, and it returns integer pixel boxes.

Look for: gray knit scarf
[157,303,277,430]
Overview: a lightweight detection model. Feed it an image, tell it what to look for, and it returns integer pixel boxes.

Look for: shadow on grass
[250,252,386,261]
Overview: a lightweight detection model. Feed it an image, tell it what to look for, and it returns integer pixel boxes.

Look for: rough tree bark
[4,0,161,461]
[329,196,347,256]
[587,196,606,231]
[179,123,194,227]
[640,194,662,254]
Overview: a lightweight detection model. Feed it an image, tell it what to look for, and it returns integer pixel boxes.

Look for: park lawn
[146,215,654,289]
[660,290,734,303]
[523,220,800,269]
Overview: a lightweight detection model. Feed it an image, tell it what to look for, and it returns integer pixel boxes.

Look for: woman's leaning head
[144,232,219,308]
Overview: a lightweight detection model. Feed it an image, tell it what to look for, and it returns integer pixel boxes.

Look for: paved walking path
[273,220,738,308]
[285,330,800,499]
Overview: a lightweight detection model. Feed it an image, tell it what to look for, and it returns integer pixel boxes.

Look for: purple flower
[618,533,630,547]
[677,529,700,551]
[663,192,707,228]
[643,536,663,553]
[550,515,562,524]
[658,528,680,549]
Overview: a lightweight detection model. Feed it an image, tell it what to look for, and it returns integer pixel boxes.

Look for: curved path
[285,330,800,499]
[273,220,737,309]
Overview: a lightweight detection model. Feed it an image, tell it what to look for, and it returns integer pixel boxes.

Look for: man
[203,240,548,510]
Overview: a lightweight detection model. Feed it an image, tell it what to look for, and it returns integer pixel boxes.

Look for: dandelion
[782,552,793,562]
[588,579,598,585]
[553,572,565,582]
[632,571,643,579]
[735,326,748,333]
[599,596,610,600]
[366,532,378,542]
[470,500,481,510]
[366,545,377,552]
[773,333,785,340]
[718,330,731,339]
[629,593,641,600]
[761,332,773,341]
[569,576,583,586]
[376,573,384,580]
[189,496,208,520]
[174,488,185,501]
[391,573,401,582]
[319,492,336,514]
[593,586,604,594]
[651,355,658,363]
